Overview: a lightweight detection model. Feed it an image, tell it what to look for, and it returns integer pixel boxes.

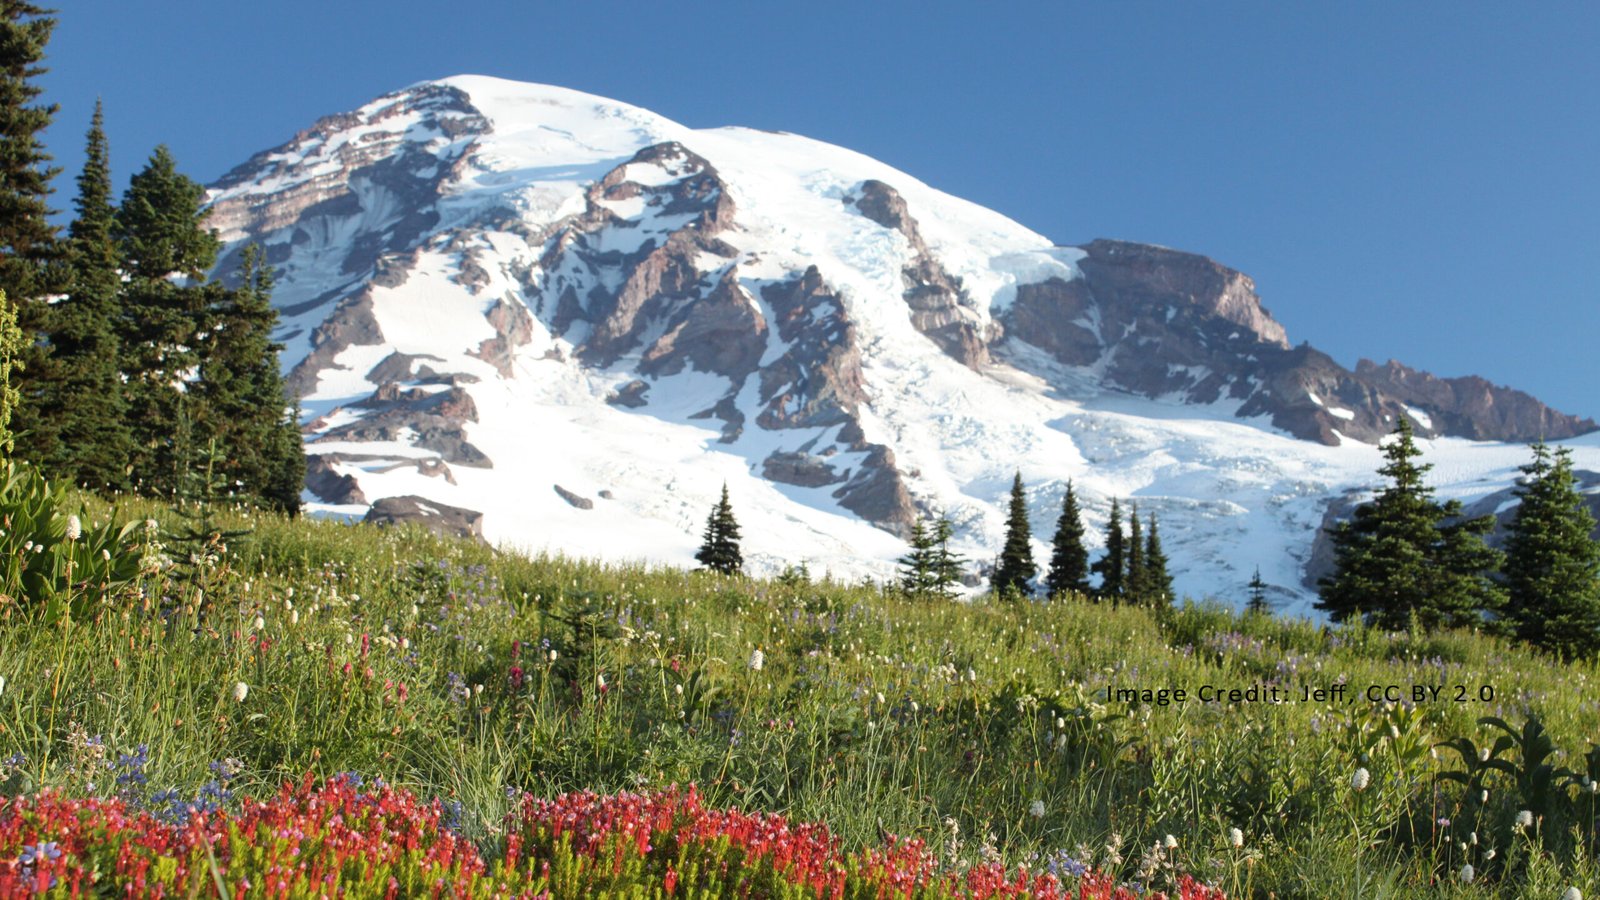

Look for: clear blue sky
[42,1,1600,421]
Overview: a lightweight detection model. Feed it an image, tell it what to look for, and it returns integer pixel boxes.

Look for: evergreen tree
[115,145,219,282]
[1045,480,1090,597]
[931,515,965,599]
[898,517,939,596]
[1092,498,1127,601]
[1501,443,1600,659]
[1246,567,1269,615]
[39,100,131,489]
[116,146,219,497]
[1144,513,1173,604]
[192,245,303,514]
[1317,418,1504,630]
[695,484,743,575]
[0,2,62,464]
[990,472,1036,597]
[1126,505,1146,602]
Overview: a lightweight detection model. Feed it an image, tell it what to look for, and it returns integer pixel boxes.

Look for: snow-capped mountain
[203,75,1597,615]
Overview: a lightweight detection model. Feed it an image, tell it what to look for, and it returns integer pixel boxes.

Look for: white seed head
[748,648,764,671]
[1228,827,1244,849]
[232,682,249,703]
[1028,800,1046,819]
[1163,834,1178,849]
[1458,864,1474,884]
[1515,809,1534,828]
[1351,767,1371,792]
[1563,888,1582,900]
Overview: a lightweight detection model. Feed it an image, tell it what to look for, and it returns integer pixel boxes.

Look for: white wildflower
[549,649,558,662]
[252,615,265,632]
[674,684,683,696]
[289,610,299,626]
[748,648,764,671]
[232,682,249,703]
[64,516,81,541]
[1028,799,1046,819]
[1163,834,1178,849]
[1485,847,1496,860]
[1228,827,1244,849]
[1515,809,1534,829]
[0,675,6,698]
[1458,863,1475,884]
[1563,888,1581,900]
[1351,767,1371,792]
[596,673,606,689]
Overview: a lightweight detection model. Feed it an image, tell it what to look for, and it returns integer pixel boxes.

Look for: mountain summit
[204,76,1596,612]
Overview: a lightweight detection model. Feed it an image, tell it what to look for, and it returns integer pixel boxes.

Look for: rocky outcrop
[1005,239,1593,446]
[285,291,384,398]
[472,296,535,378]
[639,267,767,383]
[553,484,594,509]
[207,83,487,286]
[848,181,991,368]
[363,495,485,541]
[314,384,490,467]
[305,455,366,505]
[1355,359,1596,441]
[763,451,844,488]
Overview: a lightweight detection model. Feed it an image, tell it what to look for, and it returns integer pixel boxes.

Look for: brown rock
[363,495,485,541]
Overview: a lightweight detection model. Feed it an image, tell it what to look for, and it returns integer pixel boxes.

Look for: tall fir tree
[695,484,743,575]
[1246,567,1269,614]
[1045,480,1091,597]
[116,146,220,497]
[990,472,1036,597]
[0,2,61,465]
[1501,443,1600,659]
[931,515,965,599]
[1144,513,1173,605]
[1126,505,1146,602]
[192,245,303,514]
[40,100,131,489]
[1092,498,1127,601]
[898,517,939,596]
[1317,418,1504,630]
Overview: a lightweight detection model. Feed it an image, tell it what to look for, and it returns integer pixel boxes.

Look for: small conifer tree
[931,515,965,599]
[1045,480,1090,597]
[1317,418,1504,630]
[990,472,1036,597]
[1092,498,1127,601]
[1144,513,1173,605]
[1501,443,1600,659]
[695,484,743,575]
[898,517,939,596]
[1126,505,1146,602]
[1246,567,1269,615]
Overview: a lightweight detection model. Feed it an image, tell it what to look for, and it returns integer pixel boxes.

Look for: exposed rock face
[1005,239,1592,446]
[472,297,535,378]
[363,495,485,541]
[305,455,366,505]
[848,180,991,368]
[314,384,489,467]
[763,451,844,487]
[285,291,384,398]
[1355,359,1596,441]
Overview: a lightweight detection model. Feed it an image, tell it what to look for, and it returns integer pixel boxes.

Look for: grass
[1,495,1598,897]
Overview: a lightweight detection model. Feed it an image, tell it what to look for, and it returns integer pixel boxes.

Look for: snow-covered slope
[204,76,1596,616]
